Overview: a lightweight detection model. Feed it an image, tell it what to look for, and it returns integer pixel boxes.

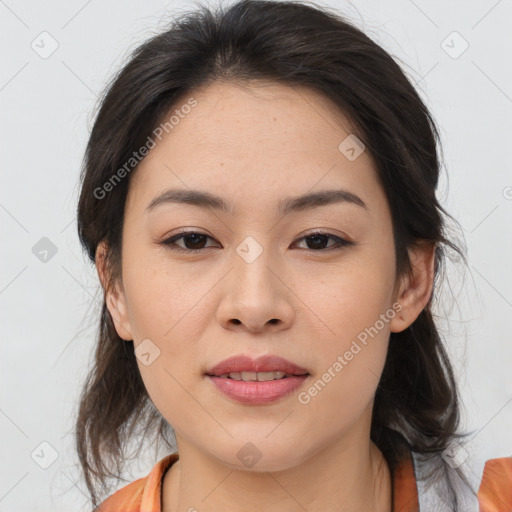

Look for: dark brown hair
[75,0,476,508]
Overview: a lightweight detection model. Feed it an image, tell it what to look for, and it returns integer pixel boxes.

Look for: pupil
[307,235,328,250]
[185,234,206,249]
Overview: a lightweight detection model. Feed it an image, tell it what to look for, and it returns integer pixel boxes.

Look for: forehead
[126,80,384,219]
[162,79,358,152]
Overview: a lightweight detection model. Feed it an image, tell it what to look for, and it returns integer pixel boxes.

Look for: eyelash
[160,229,354,253]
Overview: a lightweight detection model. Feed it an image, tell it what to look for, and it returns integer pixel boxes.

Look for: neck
[162,428,392,512]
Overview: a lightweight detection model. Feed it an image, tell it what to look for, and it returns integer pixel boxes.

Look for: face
[99,80,430,472]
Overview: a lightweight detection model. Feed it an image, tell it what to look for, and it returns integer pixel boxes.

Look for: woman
[75,1,511,510]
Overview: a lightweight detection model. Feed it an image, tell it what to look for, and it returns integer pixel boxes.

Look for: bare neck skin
[162,412,392,512]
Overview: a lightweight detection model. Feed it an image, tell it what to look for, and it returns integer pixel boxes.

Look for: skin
[96,80,435,512]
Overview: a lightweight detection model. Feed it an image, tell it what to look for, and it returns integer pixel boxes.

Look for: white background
[1,0,511,510]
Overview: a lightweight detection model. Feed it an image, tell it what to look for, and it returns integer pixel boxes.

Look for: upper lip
[206,354,310,376]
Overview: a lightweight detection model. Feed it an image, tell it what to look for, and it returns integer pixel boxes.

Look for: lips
[205,354,310,377]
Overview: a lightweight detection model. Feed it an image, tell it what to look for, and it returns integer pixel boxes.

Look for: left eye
[294,232,352,251]
[160,230,353,253]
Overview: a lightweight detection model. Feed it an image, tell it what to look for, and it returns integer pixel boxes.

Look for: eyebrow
[145,187,368,216]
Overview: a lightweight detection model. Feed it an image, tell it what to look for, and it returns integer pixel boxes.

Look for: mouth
[204,354,311,404]
[205,353,310,378]
[206,370,310,381]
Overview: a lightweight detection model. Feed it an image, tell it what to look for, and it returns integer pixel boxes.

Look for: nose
[216,240,296,334]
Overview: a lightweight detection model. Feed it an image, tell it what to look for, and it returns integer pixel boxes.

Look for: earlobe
[389,241,436,334]
[95,241,133,341]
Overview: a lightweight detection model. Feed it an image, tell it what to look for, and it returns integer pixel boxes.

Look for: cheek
[297,271,393,431]
[304,257,395,393]
[121,245,202,338]
[121,247,212,387]
[308,259,395,340]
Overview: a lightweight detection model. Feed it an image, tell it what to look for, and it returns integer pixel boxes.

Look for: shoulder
[92,453,179,512]
[92,477,146,512]
[478,456,512,511]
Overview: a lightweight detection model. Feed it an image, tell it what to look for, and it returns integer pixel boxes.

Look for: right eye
[160,230,219,253]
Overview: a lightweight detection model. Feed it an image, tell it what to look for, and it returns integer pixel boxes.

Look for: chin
[209,438,306,473]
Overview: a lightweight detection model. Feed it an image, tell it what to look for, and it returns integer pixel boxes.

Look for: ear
[95,240,133,341]
[389,241,436,334]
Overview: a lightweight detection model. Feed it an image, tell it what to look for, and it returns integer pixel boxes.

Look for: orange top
[94,449,512,512]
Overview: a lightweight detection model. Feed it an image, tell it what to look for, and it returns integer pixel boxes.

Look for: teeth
[218,371,289,381]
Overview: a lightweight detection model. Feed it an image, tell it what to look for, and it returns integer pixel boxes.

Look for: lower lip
[206,375,309,404]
